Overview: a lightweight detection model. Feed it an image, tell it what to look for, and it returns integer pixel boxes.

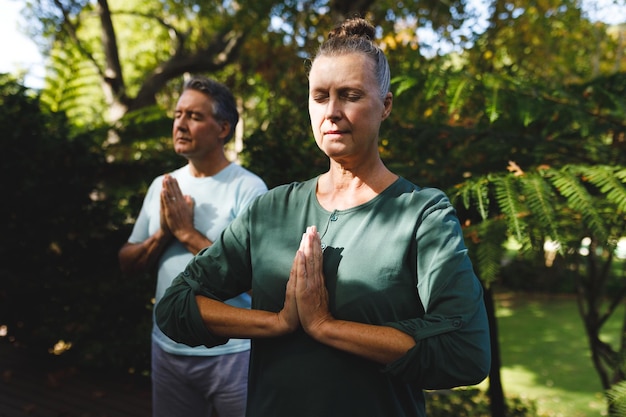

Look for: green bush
[0,74,154,375]
[499,257,578,294]
[426,388,540,417]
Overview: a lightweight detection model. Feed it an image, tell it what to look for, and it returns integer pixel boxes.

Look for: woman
[156,17,490,417]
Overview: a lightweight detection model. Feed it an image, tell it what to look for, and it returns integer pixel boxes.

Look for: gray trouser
[152,341,249,417]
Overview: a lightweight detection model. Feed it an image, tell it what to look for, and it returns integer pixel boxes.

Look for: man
[119,76,267,417]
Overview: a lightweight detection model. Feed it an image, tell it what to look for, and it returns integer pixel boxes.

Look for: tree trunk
[97,0,128,122]
[484,285,507,417]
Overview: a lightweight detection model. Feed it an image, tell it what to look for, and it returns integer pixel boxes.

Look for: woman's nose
[325,99,341,121]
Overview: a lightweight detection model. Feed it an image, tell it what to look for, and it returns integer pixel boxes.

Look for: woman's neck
[316,161,398,211]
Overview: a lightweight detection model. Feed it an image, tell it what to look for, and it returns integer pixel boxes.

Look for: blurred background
[0,0,624,415]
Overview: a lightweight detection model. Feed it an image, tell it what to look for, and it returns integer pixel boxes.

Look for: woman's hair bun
[328,17,375,41]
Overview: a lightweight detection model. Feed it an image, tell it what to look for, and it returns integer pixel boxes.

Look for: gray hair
[183,76,239,143]
[313,18,391,100]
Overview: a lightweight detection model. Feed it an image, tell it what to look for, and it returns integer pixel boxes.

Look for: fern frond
[41,45,105,130]
[523,171,561,243]
[548,166,608,240]
[581,165,626,214]
[470,219,508,286]
[492,174,526,243]
[450,182,472,211]
[451,177,490,220]
[472,178,490,220]
[607,381,626,416]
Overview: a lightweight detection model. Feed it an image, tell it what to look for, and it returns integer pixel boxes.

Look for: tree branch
[127,26,246,112]
[97,0,126,104]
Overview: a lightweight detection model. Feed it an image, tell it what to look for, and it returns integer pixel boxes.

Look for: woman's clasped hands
[280,225,334,339]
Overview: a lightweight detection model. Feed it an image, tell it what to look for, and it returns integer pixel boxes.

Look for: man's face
[172,89,228,160]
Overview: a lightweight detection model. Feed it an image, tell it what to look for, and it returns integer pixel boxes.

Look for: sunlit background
[1,0,624,89]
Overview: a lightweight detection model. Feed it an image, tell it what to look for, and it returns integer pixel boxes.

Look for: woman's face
[308,52,392,164]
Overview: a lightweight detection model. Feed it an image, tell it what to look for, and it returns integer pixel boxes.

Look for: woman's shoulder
[393,177,448,199]
[268,177,317,195]
[384,178,454,215]
[251,177,317,208]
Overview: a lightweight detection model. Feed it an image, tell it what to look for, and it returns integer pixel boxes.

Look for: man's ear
[219,121,231,141]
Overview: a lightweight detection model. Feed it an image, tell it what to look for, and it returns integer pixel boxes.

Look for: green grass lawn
[489,292,623,417]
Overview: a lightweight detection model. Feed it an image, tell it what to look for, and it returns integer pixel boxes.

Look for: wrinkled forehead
[309,53,376,87]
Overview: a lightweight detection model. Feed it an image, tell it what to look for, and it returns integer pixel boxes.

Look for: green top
[156,177,490,417]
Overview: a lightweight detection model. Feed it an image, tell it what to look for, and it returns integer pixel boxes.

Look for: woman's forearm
[309,318,415,365]
[195,295,298,339]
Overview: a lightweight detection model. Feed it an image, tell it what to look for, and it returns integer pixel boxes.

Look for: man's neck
[187,155,230,178]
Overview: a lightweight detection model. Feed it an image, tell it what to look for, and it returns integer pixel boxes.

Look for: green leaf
[450,178,489,220]
[583,165,626,214]
[464,219,508,286]
[472,178,490,220]
[548,166,608,240]
[391,75,418,97]
[492,174,526,243]
[522,172,561,244]
[448,77,468,115]
[487,85,499,123]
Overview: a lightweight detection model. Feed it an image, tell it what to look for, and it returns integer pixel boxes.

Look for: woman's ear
[382,92,393,120]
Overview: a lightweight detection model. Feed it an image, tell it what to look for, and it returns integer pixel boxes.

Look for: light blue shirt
[129,162,267,356]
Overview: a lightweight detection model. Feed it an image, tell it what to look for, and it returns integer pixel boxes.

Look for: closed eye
[174,110,204,120]
[311,92,329,103]
[343,92,362,101]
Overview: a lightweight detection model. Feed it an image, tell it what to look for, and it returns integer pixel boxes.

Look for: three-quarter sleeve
[382,201,491,388]
[154,271,229,348]
[155,208,254,348]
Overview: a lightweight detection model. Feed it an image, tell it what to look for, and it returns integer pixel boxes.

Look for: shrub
[426,388,540,417]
